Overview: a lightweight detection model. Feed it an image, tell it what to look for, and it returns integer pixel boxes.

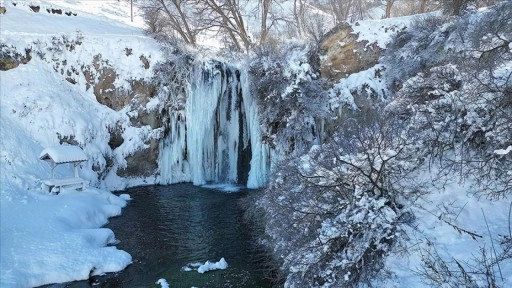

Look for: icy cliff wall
[159,61,271,188]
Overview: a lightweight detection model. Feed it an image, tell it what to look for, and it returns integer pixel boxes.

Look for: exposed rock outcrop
[80,54,157,113]
[319,23,381,82]
[0,46,31,71]
[117,139,159,177]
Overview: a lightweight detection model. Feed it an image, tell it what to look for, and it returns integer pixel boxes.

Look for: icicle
[158,60,272,188]
[240,71,272,188]
[186,62,223,185]
[158,111,190,184]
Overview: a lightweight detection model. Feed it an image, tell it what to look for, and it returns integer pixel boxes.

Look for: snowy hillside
[1,0,165,188]
[254,3,512,288]
[0,1,162,286]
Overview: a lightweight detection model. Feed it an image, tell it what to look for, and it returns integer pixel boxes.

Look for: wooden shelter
[39,145,88,193]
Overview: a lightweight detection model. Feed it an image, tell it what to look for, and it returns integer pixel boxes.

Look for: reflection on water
[45,184,272,288]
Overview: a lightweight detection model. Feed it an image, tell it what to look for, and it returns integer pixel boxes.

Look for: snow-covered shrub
[386,1,512,198]
[417,236,512,287]
[0,44,31,70]
[258,117,425,287]
[152,53,193,108]
[382,14,451,92]
[250,42,329,156]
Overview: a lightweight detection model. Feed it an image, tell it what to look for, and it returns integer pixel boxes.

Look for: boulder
[319,23,381,82]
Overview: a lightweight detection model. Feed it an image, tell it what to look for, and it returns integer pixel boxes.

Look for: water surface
[47,184,272,288]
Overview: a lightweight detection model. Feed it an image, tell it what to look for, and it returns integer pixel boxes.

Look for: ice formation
[159,62,271,188]
[197,258,229,274]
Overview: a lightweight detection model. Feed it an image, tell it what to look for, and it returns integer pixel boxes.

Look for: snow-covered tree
[250,42,329,156]
[258,113,426,287]
[257,2,511,287]
[387,1,512,198]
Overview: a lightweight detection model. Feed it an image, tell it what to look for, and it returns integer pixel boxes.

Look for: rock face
[82,56,160,178]
[81,54,158,113]
[0,47,31,71]
[118,139,160,177]
[43,37,161,179]
[319,23,381,82]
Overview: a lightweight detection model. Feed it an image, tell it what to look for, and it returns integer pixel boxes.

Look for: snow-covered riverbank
[0,1,158,286]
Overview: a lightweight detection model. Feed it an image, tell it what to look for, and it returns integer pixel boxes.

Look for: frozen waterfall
[159,61,271,188]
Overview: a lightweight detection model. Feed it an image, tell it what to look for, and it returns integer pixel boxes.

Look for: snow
[0,1,161,286]
[351,14,418,49]
[197,258,229,274]
[181,259,228,274]
[0,187,132,287]
[0,70,132,285]
[376,178,512,288]
[39,145,88,164]
[156,278,170,288]
[118,193,132,201]
[495,145,512,155]
[329,64,387,112]
[182,262,203,272]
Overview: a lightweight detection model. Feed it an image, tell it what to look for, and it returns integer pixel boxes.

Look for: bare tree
[329,0,369,22]
[143,0,256,51]
[385,0,396,18]
[329,0,351,23]
[143,0,200,46]
[419,0,428,12]
[195,0,252,51]
[417,231,512,287]
[293,0,305,36]
[259,0,272,44]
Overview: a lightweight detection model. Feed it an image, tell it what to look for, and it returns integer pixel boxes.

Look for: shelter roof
[39,145,87,164]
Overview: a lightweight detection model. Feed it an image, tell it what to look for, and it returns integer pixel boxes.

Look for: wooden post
[131,0,133,22]
[50,161,56,179]
[74,162,79,178]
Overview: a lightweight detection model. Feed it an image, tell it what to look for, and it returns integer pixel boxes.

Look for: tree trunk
[385,0,393,18]
[420,0,426,13]
[259,0,271,45]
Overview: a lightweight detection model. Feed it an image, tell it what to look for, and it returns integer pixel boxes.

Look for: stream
[47,184,272,288]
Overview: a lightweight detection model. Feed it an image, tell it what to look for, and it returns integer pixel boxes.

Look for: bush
[258,117,426,287]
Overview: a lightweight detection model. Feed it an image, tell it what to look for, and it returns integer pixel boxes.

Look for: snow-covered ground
[0,1,161,287]
[380,178,512,287]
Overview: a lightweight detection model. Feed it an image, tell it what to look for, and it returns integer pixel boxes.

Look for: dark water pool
[46,184,272,288]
